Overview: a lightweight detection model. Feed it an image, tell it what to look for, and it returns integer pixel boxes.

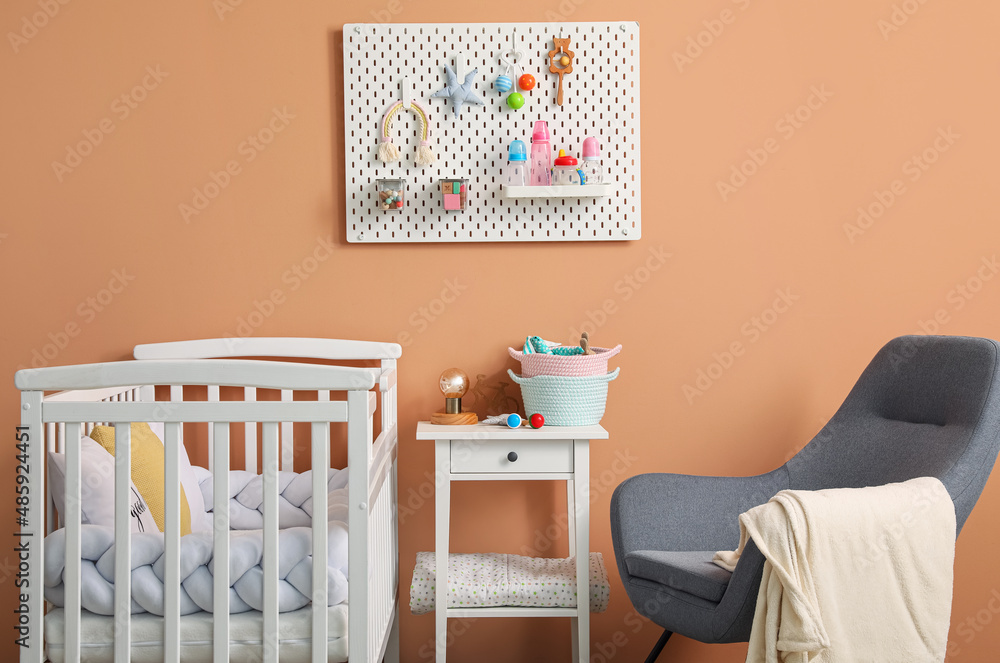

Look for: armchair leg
[643,630,672,663]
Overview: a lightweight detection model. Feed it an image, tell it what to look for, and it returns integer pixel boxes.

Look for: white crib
[15,338,401,663]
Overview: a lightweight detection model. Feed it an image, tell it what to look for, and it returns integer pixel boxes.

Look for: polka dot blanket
[409,551,610,614]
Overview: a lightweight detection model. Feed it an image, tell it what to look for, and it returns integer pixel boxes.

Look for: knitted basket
[507,368,620,426]
[508,344,622,378]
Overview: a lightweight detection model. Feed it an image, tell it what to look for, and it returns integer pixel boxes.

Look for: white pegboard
[343,22,641,243]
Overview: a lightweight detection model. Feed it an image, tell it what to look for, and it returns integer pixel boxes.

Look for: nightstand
[415,421,610,663]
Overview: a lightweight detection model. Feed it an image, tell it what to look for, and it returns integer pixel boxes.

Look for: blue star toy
[432,62,485,119]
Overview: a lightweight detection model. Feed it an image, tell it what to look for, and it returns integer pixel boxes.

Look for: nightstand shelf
[416,422,609,663]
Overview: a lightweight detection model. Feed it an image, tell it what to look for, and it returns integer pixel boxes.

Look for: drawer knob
[507,451,518,462]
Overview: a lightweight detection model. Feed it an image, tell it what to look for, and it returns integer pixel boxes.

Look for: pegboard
[343,22,641,243]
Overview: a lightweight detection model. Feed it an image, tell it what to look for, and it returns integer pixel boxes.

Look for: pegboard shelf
[343,22,641,243]
[503,184,614,198]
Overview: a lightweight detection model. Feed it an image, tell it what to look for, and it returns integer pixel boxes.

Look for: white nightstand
[415,421,610,663]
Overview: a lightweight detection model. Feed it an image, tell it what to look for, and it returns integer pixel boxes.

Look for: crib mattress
[44,604,348,663]
[409,552,611,613]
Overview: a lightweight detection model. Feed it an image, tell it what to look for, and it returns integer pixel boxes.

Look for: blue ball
[494,74,513,93]
[505,413,522,428]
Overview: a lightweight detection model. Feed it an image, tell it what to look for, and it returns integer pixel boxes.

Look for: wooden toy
[431,368,479,425]
[548,37,574,107]
[580,331,596,355]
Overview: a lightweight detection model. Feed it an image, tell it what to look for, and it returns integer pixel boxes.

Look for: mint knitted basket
[507,368,620,426]
[508,344,622,378]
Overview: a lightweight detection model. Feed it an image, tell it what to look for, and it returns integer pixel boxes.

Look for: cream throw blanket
[713,477,955,662]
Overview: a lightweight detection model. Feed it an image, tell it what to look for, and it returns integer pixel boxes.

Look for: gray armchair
[610,335,1000,661]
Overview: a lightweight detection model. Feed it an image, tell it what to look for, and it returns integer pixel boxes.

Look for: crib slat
[213,423,230,662]
[311,422,330,663]
[114,422,132,663]
[46,423,57,533]
[169,385,186,476]
[244,387,257,473]
[64,423,82,663]
[208,385,220,472]
[281,389,293,471]
[263,422,280,663]
[163,422,182,663]
[347,390,372,663]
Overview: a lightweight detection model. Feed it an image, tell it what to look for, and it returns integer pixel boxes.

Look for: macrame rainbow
[378,99,436,166]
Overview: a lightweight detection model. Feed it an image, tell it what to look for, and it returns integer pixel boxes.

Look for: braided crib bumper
[44,468,351,615]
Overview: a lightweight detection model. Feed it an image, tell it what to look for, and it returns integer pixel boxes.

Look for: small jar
[376,178,405,211]
[504,139,528,187]
[551,149,583,186]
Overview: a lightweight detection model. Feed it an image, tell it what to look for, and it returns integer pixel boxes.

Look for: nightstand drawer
[451,439,573,473]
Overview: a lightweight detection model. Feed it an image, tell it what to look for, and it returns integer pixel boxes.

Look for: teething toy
[518,73,535,91]
[548,37,574,107]
[482,412,545,429]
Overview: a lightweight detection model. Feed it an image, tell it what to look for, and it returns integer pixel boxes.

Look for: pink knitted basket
[508,344,622,378]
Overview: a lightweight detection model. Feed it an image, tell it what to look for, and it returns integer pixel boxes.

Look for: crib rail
[14,358,379,392]
[17,341,400,663]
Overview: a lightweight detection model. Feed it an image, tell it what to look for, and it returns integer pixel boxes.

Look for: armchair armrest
[610,468,788,557]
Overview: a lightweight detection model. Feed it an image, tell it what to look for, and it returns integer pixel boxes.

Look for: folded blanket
[714,477,955,663]
[409,552,610,614]
[45,469,351,616]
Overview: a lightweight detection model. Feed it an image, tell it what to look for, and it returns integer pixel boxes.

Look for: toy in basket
[509,334,622,378]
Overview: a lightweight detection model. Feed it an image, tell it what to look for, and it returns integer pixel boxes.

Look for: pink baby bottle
[529,120,552,186]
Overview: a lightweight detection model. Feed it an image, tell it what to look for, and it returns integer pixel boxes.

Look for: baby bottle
[505,139,528,187]
[529,121,552,186]
[551,149,583,185]
[580,136,603,185]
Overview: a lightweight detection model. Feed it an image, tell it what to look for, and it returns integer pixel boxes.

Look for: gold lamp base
[430,411,479,425]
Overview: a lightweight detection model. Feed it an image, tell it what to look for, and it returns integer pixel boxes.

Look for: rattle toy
[431,368,478,425]
[483,413,545,429]
[548,36,574,107]
[495,48,529,111]
[432,55,485,119]
[377,84,436,166]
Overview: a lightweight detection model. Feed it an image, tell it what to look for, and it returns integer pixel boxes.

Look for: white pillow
[47,437,159,534]
[147,422,209,532]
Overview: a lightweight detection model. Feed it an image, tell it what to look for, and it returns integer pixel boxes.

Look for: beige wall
[2,1,1000,660]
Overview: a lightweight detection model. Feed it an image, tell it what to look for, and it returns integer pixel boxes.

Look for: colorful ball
[506,92,525,110]
[494,74,513,93]
[506,413,522,428]
[529,413,545,429]
[518,74,535,91]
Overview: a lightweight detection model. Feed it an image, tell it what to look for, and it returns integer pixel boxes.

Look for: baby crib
[15,338,401,663]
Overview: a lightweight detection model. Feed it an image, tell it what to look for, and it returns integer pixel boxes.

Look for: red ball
[529,413,545,429]
[518,74,536,91]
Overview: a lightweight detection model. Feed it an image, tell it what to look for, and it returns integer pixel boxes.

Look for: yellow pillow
[90,423,192,536]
